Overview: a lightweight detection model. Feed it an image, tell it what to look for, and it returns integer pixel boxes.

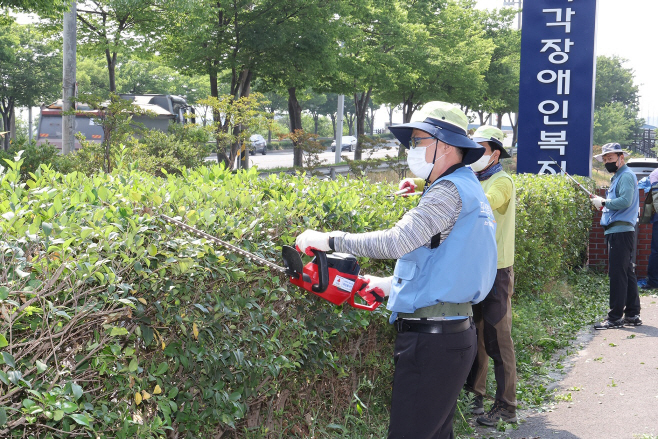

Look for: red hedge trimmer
[160,215,381,311]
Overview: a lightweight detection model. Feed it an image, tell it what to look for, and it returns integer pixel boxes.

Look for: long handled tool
[160,214,380,311]
[549,157,594,198]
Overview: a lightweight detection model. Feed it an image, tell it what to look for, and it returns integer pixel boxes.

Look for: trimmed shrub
[0,157,593,437]
[513,173,594,295]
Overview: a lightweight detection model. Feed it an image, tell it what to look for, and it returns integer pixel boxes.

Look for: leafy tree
[76,57,110,98]
[303,91,328,135]
[593,102,635,146]
[0,0,67,13]
[473,8,520,142]
[330,0,407,160]
[251,0,339,166]
[594,55,642,145]
[197,93,272,169]
[373,0,493,126]
[115,58,210,103]
[595,55,640,111]
[73,0,156,92]
[0,22,61,150]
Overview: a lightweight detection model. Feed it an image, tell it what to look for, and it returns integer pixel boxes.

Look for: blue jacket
[387,166,498,322]
[601,165,639,231]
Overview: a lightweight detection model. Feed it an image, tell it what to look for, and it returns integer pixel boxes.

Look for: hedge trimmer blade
[160,214,288,274]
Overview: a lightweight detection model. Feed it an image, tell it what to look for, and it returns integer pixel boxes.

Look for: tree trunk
[1,112,9,151]
[388,105,393,127]
[478,111,485,125]
[0,99,14,150]
[402,96,417,123]
[496,113,503,129]
[353,89,371,161]
[508,112,519,146]
[9,107,15,141]
[105,49,117,92]
[330,114,336,138]
[313,114,319,134]
[288,87,303,167]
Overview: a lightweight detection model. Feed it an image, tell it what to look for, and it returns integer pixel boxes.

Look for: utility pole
[28,107,32,144]
[504,0,522,145]
[335,95,344,164]
[62,1,77,155]
[503,0,522,30]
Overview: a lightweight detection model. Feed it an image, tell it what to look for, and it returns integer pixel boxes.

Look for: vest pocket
[393,259,417,285]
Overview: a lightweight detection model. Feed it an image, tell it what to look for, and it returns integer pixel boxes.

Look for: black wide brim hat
[389,117,485,165]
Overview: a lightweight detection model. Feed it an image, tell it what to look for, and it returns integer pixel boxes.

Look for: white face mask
[469,154,493,172]
[407,146,446,180]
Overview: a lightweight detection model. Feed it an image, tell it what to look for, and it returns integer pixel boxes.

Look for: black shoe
[471,394,484,415]
[624,315,643,326]
[476,400,517,426]
[594,318,625,330]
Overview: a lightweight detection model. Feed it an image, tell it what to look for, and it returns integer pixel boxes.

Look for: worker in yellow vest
[465,125,517,425]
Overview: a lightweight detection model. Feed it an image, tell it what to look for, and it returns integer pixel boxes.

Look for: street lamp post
[503,0,522,30]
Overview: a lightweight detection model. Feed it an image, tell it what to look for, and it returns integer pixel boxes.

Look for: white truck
[36,94,193,151]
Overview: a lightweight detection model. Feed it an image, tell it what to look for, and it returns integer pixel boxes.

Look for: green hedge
[0,156,593,437]
[513,174,594,295]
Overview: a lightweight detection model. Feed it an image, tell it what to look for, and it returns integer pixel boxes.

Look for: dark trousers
[466,267,517,407]
[646,221,658,287]
[607,231,641,321]
[388,322,476,439]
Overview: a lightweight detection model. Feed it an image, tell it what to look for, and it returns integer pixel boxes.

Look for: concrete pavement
[473,294,658,439]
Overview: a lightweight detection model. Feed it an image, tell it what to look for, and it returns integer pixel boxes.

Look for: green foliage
[0,155,600,437]
[513,174,594,295]
[0,141,65,180]
[128,125,212,177]
[0,156,408,437]
[199,93,272,169]
[594,102,636,146]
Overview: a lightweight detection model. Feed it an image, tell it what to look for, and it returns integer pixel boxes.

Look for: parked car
[626,157,658,180]
[331,135,357,152]
[248,134,267,155]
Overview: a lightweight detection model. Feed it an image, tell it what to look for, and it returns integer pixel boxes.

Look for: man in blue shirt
[591,143,642,329]
[295,102,497,438]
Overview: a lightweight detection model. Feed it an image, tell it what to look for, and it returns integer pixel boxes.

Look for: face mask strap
[425,140,440,185]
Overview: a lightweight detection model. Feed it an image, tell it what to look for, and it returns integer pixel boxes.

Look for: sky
[476,0,658,125]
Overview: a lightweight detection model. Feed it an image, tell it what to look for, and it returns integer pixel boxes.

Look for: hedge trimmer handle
[349,277,382,311]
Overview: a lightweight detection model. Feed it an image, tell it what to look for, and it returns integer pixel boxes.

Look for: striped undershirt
[332,180,462,259]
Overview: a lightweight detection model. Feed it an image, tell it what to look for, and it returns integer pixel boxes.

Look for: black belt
[395,317,472,334]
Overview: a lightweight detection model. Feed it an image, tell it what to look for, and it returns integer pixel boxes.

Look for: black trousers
[388,322,476,439]
[607,231,641,321]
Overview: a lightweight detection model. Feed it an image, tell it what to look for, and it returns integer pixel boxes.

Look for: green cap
[410,101,471,133]
[472,125,510,159]
[388,101,484,164]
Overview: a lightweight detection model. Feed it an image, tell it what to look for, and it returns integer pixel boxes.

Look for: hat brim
[472,137,511,159]
[389,122,485,165]
[593,151,631,162]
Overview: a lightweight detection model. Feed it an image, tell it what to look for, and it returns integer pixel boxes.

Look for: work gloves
[397,178,425,197]
[591,196,605,210]
[358,275,392,306]
[295,230,331,256]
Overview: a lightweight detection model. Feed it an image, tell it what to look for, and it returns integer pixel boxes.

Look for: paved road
[205,142,401,170]
[471,294,658,439]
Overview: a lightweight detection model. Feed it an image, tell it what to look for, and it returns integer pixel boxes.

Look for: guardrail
[257,159,408,179]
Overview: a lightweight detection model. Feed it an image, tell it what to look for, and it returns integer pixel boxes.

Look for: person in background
[295,102,498,438]
[637,168,658,290]
[590,143,642,329]
[463,125,518,426]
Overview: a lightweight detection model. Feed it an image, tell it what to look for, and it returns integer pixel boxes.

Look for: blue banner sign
[517,0,598,177]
